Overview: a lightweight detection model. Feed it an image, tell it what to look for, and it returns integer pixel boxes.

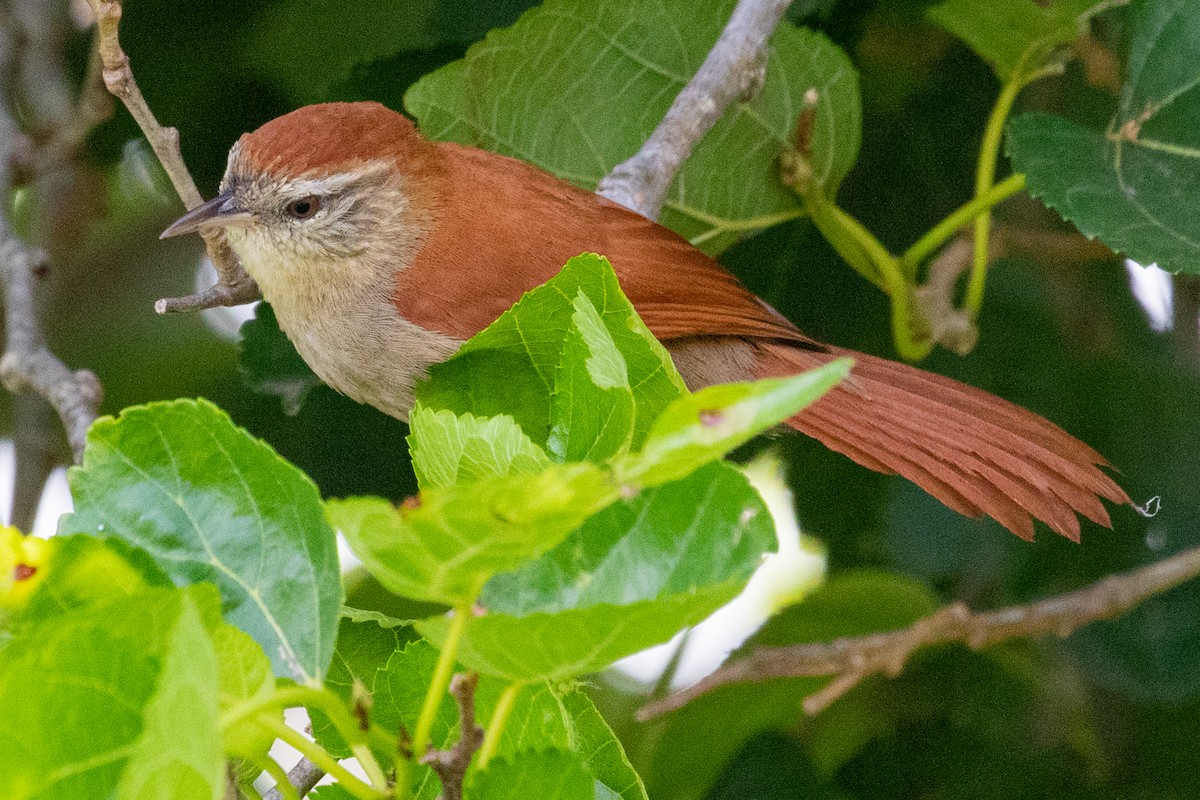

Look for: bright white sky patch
[613,453,827,689]
[1125,258,1173,332]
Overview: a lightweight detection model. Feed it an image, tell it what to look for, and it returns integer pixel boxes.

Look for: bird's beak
[160,192,255,239]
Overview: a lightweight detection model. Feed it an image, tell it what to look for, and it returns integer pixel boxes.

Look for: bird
[162,101,1129,541]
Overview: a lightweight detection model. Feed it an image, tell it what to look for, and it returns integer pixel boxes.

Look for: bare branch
[263,757,325,800]
[0,240,103,462]
[88,0,260,312]
[0,12,103,470]
[641,543,1200,719]
[154,276,262,315]
[420,672,484,800]
[913,235,979,355]
[10,40,114,182]
[595,0,792,219]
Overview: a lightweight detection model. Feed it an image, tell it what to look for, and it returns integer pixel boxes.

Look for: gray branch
[641,537,1199,719]
[0,8,104,475]
[595,0,792,220]
[0,240,103,462]
[262,757,325,800]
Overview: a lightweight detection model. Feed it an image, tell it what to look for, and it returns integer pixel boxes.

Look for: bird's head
[162,102,443,299]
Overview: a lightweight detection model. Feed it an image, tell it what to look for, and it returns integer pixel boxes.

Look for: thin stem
[396,606,473,799]
[804,194,884,290]
[968,63,1060,318]
[476,682,522,769]
[222,682,391,789]
[412,608,472,756]
[222,685,363,751]
[664,205,807,247]
[264,758,326,800]
[369,721,402,756]
[353,742,390,792]
[262,717,386,800]
[901,173,1027,278]
[807,195,931,361]
[256,757,301,800]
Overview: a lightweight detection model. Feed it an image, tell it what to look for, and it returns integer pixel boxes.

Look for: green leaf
[18,534,170,623]
[328,463,618,606]
[339,605,418,628]
[311,617,406,758]
[471,751,595,800]
[484,684,647,800]
[408,405,551,490]
[483,462,774,615]
[406,0,860,251]
[343,637,645,798]
[239,303,324,414]
[0,587,223,800]
[374,640,451,799]
[238,0,436,103]
[310,787,357,800]
[548,291,636,462]
[614,360,850,487]
[423,462,774,682]
[213,624,279,760]
[421,584,738,683]
[1007,0,1200,274]
[60,399,342,684]
[418,254,684,449]
[928,0,1111,80]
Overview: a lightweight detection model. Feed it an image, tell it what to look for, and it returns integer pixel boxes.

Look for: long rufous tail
[753,341,1130,541]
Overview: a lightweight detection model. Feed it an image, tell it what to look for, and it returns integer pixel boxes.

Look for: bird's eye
[284,196,321,220]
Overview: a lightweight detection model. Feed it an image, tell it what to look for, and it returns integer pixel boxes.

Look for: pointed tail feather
[753,341,1130,541]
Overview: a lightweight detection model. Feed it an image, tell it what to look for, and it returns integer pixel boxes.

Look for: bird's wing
[393,142,815,346]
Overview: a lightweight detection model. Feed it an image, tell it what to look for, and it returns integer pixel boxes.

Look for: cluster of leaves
[6,0,1200,798]
[1006,0,1200,274]
[233,0,1200,796]
[0,256,845,799]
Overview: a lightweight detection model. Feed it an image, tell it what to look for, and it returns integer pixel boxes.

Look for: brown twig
[89,0,260,312]
[595,0,792,220]
[640,542,1200,719]
[420,672,484,800]
[262,757,325,800]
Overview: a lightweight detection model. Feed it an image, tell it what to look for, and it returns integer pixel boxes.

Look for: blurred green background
[6,1,1199,798]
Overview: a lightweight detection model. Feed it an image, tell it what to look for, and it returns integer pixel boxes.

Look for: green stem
[353,742,390,792]
[968,63,1060,318]
[477,682,523,770]
[262,716,387,800]
[804,194,885,291]
[256,756,300,800]
[412,606,471,757]
[682,207,807,247]
[369,721,402,758]
[395,605,473,800]
[223,684,390,795]
[222,685,357,744]
[807,194,931,360]
[901,173,1027,277]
